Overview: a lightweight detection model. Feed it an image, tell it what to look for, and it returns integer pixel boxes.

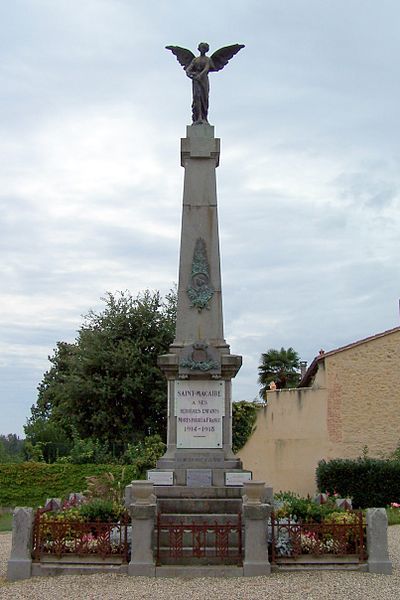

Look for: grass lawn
[387,507,400,526]
[0,513,12,532]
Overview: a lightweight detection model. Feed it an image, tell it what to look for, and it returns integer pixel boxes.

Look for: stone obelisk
[156,123,243,486]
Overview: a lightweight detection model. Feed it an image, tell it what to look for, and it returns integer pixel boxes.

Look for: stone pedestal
[242,484,271,576]
[366,508,392,574]
[128,482,156,576]
[7,507,34,581]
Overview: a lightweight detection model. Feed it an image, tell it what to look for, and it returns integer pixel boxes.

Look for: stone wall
[239,329,400,496]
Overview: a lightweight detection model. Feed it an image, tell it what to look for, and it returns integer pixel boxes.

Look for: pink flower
[391,502,400,508]
[81,534,96,543]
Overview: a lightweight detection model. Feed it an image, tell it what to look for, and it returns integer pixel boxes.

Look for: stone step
[157,513,241,523]
[154,486,244,499]
[157,498,242,514]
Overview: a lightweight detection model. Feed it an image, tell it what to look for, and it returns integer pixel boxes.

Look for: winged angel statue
[166,42,245,124]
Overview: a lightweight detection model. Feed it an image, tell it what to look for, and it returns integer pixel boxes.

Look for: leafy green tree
[29,290,176,456]
[258,346,300,398]
[232,401,259,453]
[0,434,24,463]
[54,429,114,464]
[24,415,72,463]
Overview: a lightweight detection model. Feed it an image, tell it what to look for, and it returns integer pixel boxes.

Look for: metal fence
[270,511,366,563]
[32,508,130,562]
[156,513,243,565]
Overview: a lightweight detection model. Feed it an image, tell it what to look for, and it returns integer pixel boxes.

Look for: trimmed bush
[0,463,139,508]
[316,458,400,508]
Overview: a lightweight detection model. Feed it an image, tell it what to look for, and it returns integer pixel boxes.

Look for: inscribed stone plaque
[186,469,212,487]
[225,472,252,486]
[175,380,225,449]
[147,471,174,485]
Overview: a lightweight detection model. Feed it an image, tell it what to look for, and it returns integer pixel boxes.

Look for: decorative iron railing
[270,511,366,563]
[32,508,130,562]
[156,513,243,565]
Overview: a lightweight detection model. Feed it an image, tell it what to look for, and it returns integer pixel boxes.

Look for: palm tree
[258,347,300,398]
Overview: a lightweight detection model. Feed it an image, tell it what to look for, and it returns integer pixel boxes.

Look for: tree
[24,415,73,463]
[29,290,176,456]
[258,347,300,398]
[0,434,24,463]
[232,401,259,453]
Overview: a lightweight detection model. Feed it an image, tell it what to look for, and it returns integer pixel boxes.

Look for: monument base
[153,447,248,486]
[125,480,273,575]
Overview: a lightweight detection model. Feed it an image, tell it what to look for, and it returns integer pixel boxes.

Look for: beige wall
[239,329,400,496]
[238,387,328,496]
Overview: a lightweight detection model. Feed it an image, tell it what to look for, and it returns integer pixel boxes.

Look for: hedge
[0,463,140,508]
[316,458,400,508]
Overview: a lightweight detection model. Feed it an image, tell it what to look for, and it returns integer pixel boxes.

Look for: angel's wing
[165,46,195,69]
[209,44,245,72]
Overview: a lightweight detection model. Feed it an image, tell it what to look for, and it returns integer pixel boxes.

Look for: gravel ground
[0,528,399,600]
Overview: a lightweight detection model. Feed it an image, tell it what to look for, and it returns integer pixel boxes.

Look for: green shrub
[85,470,126,504]
[274,491,345,522]
[78,499,122,522]
[121,434,165,475]
[316,458,400,508]
[323,511,360,525]
[387,506,400,526]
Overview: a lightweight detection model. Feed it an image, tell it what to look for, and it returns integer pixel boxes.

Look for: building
[238,326,400,496]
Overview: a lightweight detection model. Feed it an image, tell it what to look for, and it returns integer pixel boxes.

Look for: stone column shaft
[156,124,242,484]
[174,124,225,347]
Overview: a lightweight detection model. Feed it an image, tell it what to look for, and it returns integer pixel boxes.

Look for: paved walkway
[0,527,399,599]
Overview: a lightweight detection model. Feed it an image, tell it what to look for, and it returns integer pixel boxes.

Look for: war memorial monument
[124,42,273,577]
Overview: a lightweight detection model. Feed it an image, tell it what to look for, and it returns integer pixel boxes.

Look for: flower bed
[269,492,366,563]
[32,496,131,562]
[269,512,366,563]
[33,514,130,560]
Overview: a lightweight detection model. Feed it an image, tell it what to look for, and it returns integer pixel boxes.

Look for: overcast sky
[1,0,399,437]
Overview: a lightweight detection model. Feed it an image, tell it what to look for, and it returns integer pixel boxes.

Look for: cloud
[335,163,400,210]
[1,0,400,435]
